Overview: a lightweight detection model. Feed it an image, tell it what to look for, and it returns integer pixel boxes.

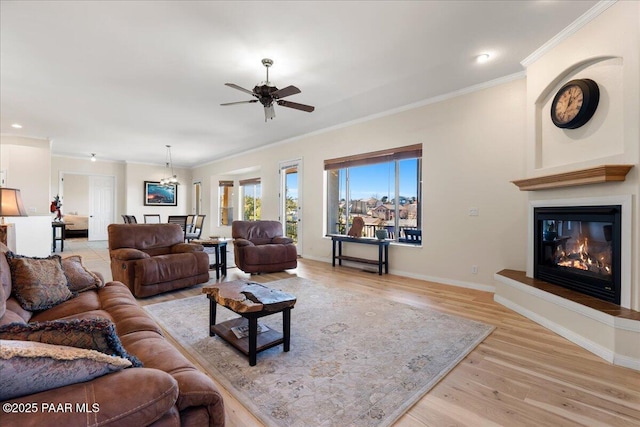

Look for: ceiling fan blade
[224,83,256,96]
[271,85,301,99]
[264,105,276,121]
[277,99,315,112]
[220,100,258,106]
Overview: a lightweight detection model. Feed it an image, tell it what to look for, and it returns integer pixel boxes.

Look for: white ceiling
[0,0,599,168]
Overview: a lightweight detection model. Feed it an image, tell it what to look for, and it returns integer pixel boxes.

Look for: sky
[346,159,419,201]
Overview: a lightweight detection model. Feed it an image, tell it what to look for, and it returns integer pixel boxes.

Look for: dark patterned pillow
[0,339,131,400]
[0,318,143,367]
[6,253,74,311]
[62,255,103,292]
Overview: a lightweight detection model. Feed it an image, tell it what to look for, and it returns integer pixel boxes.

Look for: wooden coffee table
[203,281,296,366]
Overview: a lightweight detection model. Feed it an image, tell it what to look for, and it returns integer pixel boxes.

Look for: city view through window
[327,157,421,243]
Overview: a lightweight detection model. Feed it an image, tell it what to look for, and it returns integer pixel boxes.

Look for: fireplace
[533,205,621,305]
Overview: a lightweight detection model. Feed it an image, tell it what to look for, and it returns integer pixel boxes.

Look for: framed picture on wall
[144,181,177,206]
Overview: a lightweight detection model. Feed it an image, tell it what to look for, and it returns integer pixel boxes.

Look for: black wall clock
[550,78,600,129]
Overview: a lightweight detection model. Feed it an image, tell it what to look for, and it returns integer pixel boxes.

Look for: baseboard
[494,274,640,371]
[302,254,495,293]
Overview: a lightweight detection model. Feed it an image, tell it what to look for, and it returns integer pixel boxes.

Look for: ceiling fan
[221,58,315,121]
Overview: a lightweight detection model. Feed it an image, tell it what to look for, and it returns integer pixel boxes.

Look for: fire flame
[555,237,611,275]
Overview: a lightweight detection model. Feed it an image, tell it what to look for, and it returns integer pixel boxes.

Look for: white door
[279,159,302,253]
[88,176,115,241]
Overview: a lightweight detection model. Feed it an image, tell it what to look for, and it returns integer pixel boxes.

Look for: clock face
[550,79,599,129]
[553,85,584,125]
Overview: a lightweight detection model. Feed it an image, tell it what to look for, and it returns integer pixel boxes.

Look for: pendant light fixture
[159,145,179,186]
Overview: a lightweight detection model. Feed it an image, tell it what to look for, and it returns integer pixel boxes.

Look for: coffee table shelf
[210,317,284,357]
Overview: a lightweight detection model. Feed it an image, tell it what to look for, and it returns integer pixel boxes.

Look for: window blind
[324,144,422,170]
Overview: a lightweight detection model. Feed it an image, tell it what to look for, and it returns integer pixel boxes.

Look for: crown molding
[521,0,618,68]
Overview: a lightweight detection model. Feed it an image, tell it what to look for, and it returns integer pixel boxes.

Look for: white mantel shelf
[512,164,634,191]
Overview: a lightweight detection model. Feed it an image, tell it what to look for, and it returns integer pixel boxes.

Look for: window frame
[325,144,422,244]
[240,178,261,221]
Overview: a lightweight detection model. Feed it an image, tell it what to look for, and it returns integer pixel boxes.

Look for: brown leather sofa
[232,220,297,273]
[108,223,210,298]
[0,243,225,427]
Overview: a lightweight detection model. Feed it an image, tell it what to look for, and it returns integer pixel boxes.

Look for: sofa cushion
[0,339,131,400]
[62,255,104,292]
[0,318,143,367]
[29,290,102,322]
[7,253,75,311]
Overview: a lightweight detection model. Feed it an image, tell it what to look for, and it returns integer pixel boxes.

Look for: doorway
[60,173,115,241]
[279,159,302,252]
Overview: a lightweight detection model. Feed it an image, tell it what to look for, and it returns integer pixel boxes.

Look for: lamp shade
[0,188,28,217]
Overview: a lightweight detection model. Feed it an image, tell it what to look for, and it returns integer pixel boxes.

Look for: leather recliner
[232,220,297,274]
[108,223,210,297]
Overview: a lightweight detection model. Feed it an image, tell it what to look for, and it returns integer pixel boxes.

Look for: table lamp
[0,188,27,251]
[0,187,28,223]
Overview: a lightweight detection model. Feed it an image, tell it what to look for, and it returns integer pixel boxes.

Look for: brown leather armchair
[232,220,297,274]
[108,223,210,297]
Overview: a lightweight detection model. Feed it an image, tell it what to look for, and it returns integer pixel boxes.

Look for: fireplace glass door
[534,206,621,304]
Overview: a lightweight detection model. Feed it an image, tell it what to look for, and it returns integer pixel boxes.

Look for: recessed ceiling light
[11,123,23,129]
[476,53,491,64]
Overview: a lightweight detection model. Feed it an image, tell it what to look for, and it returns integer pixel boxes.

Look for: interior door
[88,175,115,241]
[279,159,302,252]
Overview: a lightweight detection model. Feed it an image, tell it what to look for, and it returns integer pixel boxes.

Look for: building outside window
[240,178,261,221]
[325,144,422,244]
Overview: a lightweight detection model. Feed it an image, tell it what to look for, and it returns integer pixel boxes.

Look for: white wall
[194,78,528,289]
[0,135,51,215]
[524,1,640,309]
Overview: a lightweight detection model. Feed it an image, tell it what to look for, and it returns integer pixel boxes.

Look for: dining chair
[167,215,189,240]
[185,214,195,233]
[144,214,161,224]
[186,214,206,242]
[122,215,137,224]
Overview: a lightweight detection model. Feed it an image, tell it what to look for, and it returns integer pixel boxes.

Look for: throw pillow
[7,252,74,311]
[0,318,143,367]
[0,339,131,400]
[62,255,103,292]
[6,253,74,311]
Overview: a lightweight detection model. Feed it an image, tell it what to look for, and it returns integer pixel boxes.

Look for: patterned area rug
[144,277,494,427]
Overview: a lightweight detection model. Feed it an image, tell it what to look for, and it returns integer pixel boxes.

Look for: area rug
[143,277,494,427]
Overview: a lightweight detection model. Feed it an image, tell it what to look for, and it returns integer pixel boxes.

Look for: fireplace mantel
[512,164,633,191]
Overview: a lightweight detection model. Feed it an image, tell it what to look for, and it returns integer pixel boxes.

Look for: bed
[63,214,89,237]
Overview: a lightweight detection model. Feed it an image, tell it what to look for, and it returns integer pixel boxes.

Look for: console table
[51,221,68,252]
[329,234,390,275]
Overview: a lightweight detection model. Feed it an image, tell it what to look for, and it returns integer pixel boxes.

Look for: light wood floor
[65,239,640,427]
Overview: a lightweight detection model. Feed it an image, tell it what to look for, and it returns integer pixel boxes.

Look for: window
[240,178,261,221]
[325,144,422,244]
[218,180,233,226]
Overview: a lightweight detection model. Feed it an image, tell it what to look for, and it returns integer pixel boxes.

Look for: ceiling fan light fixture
[90,153,97,162]
[222,58,315,121]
